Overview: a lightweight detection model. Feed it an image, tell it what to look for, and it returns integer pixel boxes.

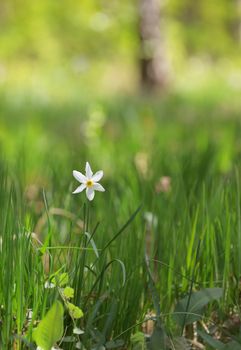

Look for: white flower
[44,281,55,289]
[73,327,84,334]
[26,309,33,320]
[72,162,105,201]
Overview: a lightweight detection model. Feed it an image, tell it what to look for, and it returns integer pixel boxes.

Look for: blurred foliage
[0,0,240,96]
[167,0,240,57]
[0,0,137,61]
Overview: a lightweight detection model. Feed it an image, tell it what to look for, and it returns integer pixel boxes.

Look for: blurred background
[0,0,241,186]
[1,0,241,97]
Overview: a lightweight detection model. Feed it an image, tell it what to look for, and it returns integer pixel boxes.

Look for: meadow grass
[1,91,241,348]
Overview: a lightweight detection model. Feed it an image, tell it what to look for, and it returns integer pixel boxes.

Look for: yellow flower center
[86,179,94,188]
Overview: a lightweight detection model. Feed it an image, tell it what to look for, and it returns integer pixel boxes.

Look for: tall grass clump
[0,157,147,349]
[0,161,45,348]
[1,94,241,349]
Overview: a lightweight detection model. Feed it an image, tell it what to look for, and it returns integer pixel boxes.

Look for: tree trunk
[139,0,170,91]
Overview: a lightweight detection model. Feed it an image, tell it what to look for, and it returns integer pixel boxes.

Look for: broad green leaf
[198,331,241,350]
[197,330,225,350]
[105,339,125,349]
[174,288,223,326]
[33,301,64,350]
[147,325,167,350]
[168,336,191,350]
[224,341,241,350]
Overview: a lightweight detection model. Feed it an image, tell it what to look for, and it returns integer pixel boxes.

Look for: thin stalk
[181,238,202,335]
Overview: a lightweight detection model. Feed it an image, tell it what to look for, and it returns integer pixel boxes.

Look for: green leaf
[63,286,74,299]
[174,288,223,326]
[198,330,241,350]
[197,330,225,349]
[33,301,64,350]
[148,324,167,350]
[105,339,125,349]
[168,336,191,350]
[67,302,84,319]
[52,272,69,287]
[224,341,241,350]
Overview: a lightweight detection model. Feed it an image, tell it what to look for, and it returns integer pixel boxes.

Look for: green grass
[1,90,241,349]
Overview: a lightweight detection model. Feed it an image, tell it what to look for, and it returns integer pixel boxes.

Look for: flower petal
[44,281,55,289]
[93,183,105,192]
[92,170,103,182]
[73,170,86,183]
[72,184,86,194]
[86,187,95,201]
[85,162,93,179]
